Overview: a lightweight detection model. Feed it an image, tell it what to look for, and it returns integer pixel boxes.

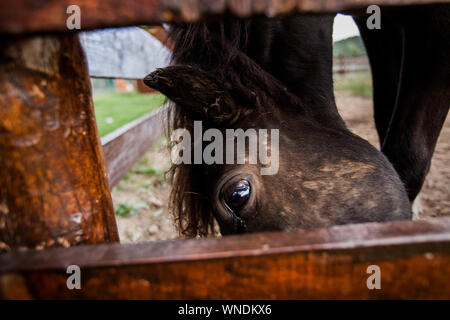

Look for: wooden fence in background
[333,55,370,73]
[79,26,171,188]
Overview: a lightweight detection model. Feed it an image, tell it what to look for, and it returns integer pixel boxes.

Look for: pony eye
[222,179,251,212]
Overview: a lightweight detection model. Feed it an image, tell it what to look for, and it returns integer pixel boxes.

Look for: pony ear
[144,65,241,124]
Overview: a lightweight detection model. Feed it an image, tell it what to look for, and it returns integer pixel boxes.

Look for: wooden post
[0,34,119,251]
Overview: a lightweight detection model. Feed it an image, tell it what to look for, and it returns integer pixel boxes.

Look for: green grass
[114,202,148,217]
[334,71,373,99]
[93,92,166,136]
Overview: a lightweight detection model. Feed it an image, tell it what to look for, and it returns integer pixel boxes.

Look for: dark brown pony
[144,13,415,237]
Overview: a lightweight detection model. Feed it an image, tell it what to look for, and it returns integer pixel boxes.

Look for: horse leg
[354,5,450,202]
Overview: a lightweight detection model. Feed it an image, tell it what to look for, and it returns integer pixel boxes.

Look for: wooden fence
[0,0,449,299]
[101,105,168,188]
[79,26,171,188]
[2,217,450,299]
[333,55,370,73]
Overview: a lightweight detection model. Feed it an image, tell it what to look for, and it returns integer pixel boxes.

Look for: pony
[144,12,419,236]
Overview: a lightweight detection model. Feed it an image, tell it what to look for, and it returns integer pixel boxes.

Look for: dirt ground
[113,91,449,243]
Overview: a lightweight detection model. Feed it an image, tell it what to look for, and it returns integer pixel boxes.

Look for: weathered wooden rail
[1,0,449,299]
[79,26,171,188]
[1,218,450,299]
[333,55,370,73]
[0,0,448,34]
[101,104,168,188]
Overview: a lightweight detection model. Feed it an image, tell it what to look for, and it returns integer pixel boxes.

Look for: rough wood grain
[1,218,449,299]
[0,0,448,34]
[79,27,170,79]
[0,34,119,252]
[101,104,168,188]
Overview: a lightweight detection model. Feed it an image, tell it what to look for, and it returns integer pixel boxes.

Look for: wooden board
[0,0,448,34]
[80,27,170,79]
[101,104,169,188]
[0,34,119,251]
[1,217,449,299]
